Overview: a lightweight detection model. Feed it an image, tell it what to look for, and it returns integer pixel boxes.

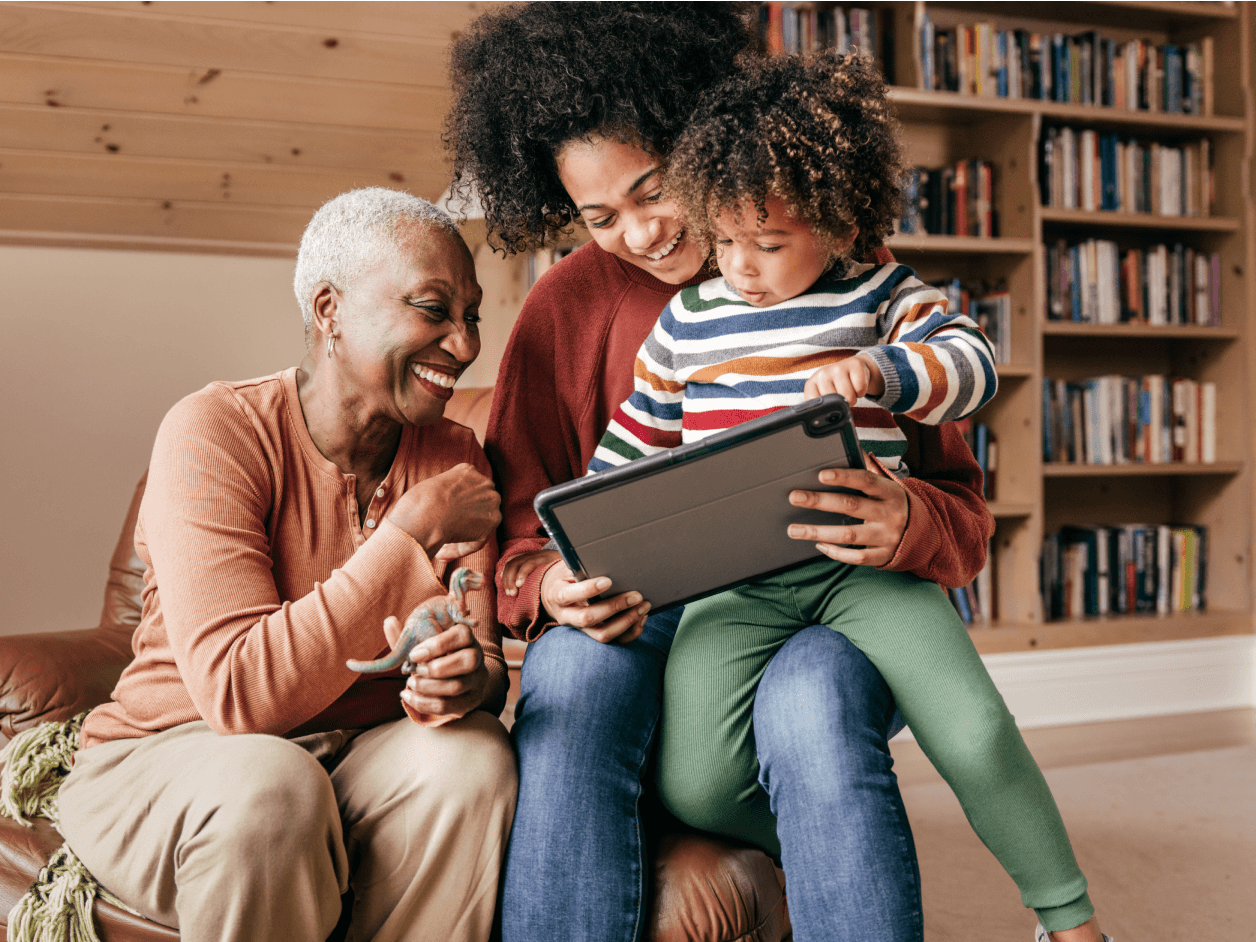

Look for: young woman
[445,6,994,940]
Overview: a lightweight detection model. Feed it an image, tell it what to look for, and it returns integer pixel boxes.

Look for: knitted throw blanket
[0,715,140,942]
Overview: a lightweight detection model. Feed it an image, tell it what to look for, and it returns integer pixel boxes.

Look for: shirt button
[365,519,376,529]
[376,487,385,498]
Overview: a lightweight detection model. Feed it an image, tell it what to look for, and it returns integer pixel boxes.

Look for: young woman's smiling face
[555,136,708,285]
[712,197,843,308]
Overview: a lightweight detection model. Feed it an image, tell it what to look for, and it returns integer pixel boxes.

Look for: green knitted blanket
[0,715,139,942]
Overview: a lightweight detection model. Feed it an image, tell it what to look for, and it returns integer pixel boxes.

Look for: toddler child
[588,52,1110,942]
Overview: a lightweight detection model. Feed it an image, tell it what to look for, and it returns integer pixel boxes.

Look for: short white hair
[293,187,463,339]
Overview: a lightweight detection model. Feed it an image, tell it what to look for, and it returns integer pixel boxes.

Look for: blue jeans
[756,626,921,942]
[499,614,920,942]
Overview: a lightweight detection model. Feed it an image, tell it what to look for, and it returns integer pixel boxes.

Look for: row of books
[899,160,998,238]
[1042,375,1217,466]
[758,3,885,63]
[932,279,1011,365]
[918,17,1209,115]
[949,542,994,624]
[1044,239,1222,327]
[1040,524,1207,620]
[955,418,997,501]
[1040,128,1212,217]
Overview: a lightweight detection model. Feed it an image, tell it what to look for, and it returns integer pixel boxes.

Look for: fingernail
[596,578,612,590]
[412,664,429,678]
[638,603,651,615]
[788,525,805,537]
[820,470,836,482]
[626,592,642,605]
[414,644,431,659]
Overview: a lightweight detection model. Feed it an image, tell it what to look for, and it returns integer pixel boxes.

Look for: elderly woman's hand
[785,462,909,568]
[383,614,492,719]
[388,463,501,560]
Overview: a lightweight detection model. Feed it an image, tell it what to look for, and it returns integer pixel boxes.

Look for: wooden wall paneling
[0,150,449,206]
[0,103,441,171]
[0,192,308,248]
[0,54,450,132]
[0,2,487,251]
[70,2,493,40]
[0,3,449,86]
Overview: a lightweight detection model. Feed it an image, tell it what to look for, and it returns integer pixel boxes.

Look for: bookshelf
[757,1,1254,653]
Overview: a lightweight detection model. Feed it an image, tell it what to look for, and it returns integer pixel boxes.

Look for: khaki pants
[58,713,517,942]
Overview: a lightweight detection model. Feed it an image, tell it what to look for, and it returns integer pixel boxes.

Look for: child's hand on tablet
[804,353,884,406]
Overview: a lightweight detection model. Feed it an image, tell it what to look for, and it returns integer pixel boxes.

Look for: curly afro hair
[666,51,904,263]
[443,2,757,255]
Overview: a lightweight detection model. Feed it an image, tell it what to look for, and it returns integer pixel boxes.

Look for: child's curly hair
[443,2,757,255]
[667,51,904,263]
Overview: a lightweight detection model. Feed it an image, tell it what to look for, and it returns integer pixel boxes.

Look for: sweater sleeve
[400,438,508,725]
[587,302,685,473]
[879,416,996,588]
[484,283,579,639]
[862,271,998,425]
[145,388,450,736]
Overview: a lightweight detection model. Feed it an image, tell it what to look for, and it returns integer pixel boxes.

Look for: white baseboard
[894,635,1256,739]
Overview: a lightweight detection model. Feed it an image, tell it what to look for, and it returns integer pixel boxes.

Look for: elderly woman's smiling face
[322,222,483,429]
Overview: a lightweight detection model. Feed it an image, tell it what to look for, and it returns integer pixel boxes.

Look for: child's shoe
[1035,924,1114,942]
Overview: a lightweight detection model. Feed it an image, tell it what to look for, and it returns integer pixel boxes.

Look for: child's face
[712,198,833,308]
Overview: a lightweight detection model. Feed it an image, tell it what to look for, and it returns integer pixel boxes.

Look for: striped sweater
[589,262,997,477]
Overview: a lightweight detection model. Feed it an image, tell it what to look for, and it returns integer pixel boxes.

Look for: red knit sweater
[485,243,995,640]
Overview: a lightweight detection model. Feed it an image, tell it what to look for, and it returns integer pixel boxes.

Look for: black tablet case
[533,394,866,611]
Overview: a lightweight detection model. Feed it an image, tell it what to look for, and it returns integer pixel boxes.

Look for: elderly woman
[55,188,517,942]
[444,5,1012,942]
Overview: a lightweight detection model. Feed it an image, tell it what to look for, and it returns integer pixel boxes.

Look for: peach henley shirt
[82,368,506,749]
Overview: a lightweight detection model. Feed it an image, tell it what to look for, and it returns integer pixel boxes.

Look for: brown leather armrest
[0,473,150,742]
[0,627,135,741]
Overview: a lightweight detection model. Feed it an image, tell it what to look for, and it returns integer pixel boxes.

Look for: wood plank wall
[0,1,493,255]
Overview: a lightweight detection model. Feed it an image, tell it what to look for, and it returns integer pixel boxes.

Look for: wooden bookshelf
[1039,208,1241,232]
[1042,461,1242,478]
[890,87,1248,132]
[1041,322,1241,340]
[869,1,1253,643]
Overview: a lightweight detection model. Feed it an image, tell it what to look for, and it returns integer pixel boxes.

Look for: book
[1042,373,1217,467]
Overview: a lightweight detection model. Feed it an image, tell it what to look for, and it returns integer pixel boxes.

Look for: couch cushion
[649,833,787,942]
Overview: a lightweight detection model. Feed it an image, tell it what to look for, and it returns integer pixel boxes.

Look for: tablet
[533,394,866,611]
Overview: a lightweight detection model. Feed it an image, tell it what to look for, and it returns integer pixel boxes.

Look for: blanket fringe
[0,715,140,941]
[0,714,86,828]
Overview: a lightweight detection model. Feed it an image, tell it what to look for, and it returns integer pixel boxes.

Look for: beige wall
[1,243,303,635]
[0,239,521,637]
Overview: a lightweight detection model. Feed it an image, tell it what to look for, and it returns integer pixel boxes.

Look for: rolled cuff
[1036,891,1095,935]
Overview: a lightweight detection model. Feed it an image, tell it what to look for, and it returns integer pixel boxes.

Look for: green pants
[657,559,1093,930]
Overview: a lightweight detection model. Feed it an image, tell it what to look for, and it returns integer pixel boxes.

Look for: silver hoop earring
[326,335,337,357]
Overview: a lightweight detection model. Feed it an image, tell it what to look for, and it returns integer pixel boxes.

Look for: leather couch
[0,386,789,942]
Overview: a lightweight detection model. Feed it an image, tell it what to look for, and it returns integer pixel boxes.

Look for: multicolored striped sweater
[588,262,998,478]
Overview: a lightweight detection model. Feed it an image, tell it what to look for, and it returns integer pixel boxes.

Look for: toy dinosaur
[346,567,485,674]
